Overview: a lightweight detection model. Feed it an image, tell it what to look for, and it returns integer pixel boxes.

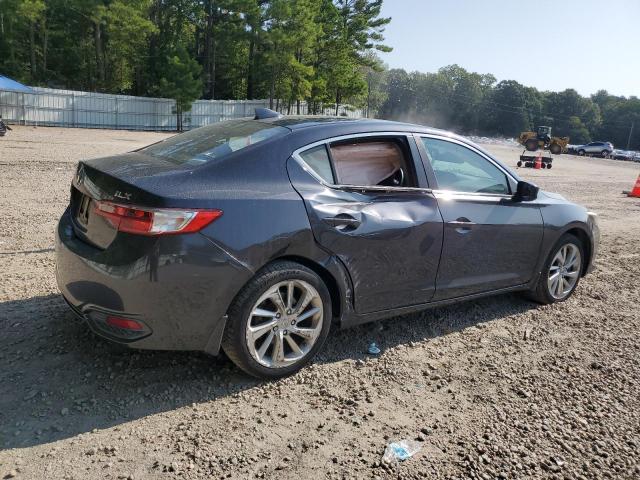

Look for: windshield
[141,120,288,166]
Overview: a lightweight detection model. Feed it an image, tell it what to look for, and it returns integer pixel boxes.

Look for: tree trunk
[335,89,340,116]
[29,22,36,79]
[246,33,255,99]
[42,16,47,75]
[203,0,214,99]
[296,99,300,115]
[211,29,217,99]
[269,66,275,109]
[93,21,105,87]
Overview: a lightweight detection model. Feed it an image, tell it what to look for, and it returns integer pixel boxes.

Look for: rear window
[141,120,288,165]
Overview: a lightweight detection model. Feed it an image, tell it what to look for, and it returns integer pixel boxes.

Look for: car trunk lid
[70,152,200,249]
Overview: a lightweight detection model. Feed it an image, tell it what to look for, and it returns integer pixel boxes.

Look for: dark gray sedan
[56,113,600,378]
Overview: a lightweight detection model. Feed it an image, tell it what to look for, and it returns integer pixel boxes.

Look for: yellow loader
[518,126,569,155]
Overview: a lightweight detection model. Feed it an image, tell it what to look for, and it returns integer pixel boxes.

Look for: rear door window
[297,136,418,188]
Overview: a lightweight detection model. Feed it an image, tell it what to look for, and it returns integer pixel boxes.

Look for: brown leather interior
[330,141,404,185]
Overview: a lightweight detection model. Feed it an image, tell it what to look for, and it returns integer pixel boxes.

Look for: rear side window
[141,120,288,166]
[421,138,510,194]
[299,145,334,183]
[297,137,416,188]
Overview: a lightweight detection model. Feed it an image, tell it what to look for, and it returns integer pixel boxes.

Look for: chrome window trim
[416,133,518,197]
[292,132,433,194]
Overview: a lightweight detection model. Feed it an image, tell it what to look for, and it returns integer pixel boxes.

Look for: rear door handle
[448,217,475,234]
[323,214,361,231]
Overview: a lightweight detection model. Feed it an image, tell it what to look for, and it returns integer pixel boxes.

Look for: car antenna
[254,108,282,120]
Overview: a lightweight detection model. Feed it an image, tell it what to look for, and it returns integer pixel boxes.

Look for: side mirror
[513,180,539,202]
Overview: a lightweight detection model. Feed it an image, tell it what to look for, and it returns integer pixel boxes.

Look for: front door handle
[323,213,361,231]
[448,217,475,234]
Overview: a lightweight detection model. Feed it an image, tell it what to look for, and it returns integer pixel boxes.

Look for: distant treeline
[1,0,637,147]
[376,66,640,148]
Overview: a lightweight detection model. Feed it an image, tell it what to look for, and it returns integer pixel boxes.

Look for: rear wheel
[221,261,332,378]
[578,149,586,156]
[601,150,609,158]
[549,143,561,155]
[517,160,523,167]
[527,234,584,304]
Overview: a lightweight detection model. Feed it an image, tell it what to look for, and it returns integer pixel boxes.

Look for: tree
[483,80,532,137]
[157,45,203,131]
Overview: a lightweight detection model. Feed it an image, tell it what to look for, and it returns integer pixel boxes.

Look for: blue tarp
[0,75,33,93]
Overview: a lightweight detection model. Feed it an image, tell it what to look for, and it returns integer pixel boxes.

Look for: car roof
[259,115,464,140]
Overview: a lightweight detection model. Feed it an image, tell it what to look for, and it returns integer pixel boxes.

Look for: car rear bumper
[55,208,253,353]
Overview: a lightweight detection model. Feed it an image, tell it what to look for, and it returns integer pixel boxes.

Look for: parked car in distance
[575,141,614,157]
[55,112,600,378]
[612,149,636,161]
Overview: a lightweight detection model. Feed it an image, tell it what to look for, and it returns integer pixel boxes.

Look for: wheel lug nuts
[276,313,281,319]
[273,326,278,331]
[283,330,288,335]
[286,309,292,315]
[291,320,296,325]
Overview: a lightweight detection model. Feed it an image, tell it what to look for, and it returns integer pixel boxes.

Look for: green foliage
[0,0,390,114]
[157,45,202,110]
[378,65,640,149]
[1,0,637,147]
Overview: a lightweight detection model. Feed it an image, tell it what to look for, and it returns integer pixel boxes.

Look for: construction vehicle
[518,126,569,155]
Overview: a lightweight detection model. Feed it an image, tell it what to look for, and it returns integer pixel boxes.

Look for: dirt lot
[1,126,639,479]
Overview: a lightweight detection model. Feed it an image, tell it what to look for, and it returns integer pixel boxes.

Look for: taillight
[106,316,144,331]
[94,201,222,235]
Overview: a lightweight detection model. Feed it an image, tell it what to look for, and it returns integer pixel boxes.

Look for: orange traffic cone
[628,173,640,198]
[534,152,542,169]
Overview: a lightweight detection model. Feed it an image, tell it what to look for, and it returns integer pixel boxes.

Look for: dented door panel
[287,158,444,314]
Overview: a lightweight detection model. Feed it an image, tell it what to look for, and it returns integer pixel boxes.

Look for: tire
[517,160,523,167]
[221,260,332,379]
[578,149,585,156]
[546,163,553,169]
[527,233,584,305]
[549,143,561,155]
[525,139,538,152]
[601,150,609,158]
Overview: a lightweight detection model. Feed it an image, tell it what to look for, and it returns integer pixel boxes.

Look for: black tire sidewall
[538,234,584,304]
[223,262,332,379]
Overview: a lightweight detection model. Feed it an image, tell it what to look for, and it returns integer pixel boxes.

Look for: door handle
[323,214,361,231]
[448,217,475,234]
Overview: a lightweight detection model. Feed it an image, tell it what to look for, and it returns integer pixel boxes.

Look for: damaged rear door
[287,133,444,314]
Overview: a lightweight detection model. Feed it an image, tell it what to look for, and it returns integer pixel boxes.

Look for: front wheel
[527,234,584,304]
[601,150,609,158]
[221,261,332,378]
[549,143,562,155]
[578,149,586,156]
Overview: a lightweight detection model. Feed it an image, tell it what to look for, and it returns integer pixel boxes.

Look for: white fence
[0,87,363,131]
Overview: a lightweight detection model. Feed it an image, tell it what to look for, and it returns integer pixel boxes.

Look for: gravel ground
[1,126,639,480]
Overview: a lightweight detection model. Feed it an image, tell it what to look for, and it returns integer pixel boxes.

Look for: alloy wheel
[245,280,324,368]
[547,244,582,300]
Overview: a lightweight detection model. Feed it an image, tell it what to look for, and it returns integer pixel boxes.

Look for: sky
[379,0,639,98]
